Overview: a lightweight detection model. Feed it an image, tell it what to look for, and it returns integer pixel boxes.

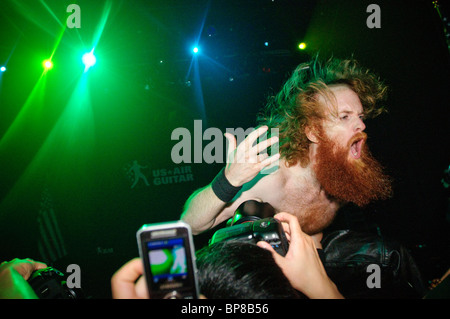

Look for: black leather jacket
[320,230,427,298]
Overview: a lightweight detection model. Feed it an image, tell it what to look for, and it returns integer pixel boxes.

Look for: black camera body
[28,267,84,299]
[209,217,289,256]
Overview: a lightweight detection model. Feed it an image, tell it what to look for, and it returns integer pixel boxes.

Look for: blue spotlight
[193,47,199,54]
[0,66,6,72]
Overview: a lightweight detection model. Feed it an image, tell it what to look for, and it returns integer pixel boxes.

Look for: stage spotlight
[82,51,96,71]
[298,42,307,50]
[193,47,199,54]
[0,66,6,72]
[43,59,53,70]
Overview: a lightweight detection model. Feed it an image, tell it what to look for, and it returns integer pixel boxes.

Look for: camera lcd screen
[146,237,189,290]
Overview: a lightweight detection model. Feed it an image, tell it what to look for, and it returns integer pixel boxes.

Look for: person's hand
[111,258,149,299]
[257,213,343,299]
[0,258,47,281]
[224,126,279,187]
[0,258,47,299]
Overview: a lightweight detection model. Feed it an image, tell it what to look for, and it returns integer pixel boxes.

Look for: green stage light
[298,42,307,50]
[43,59,53,70]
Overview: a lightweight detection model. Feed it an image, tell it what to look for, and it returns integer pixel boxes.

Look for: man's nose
[355,117,366,132]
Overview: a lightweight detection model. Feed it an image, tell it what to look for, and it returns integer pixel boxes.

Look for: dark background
[0,0,449,298]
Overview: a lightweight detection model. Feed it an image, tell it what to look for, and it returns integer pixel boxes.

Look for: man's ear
[305,125,320,144]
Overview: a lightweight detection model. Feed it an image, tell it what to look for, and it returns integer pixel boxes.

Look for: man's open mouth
[350,138,364,159]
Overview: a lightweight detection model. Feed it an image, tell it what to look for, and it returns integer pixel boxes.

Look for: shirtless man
[181,57,392,237]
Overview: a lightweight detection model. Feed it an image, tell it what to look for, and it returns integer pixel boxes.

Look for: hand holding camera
[0,258,47,299]
[256,212,343,299]
[111,258,148,299]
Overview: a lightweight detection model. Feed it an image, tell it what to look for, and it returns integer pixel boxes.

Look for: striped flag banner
[37,187,67,265]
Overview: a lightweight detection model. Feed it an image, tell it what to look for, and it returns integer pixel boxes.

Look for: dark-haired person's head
[196,241,304,299]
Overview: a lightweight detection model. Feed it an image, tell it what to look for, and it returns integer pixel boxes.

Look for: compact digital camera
[137,220,200,299]
[208,217,289,256]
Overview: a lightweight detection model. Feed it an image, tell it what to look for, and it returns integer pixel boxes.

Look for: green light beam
[0,24,66,150]
[39,0,65,28]
[91,0,113,49]
[0,73,95,218]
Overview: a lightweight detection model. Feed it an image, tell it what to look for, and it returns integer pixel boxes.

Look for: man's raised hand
[224,126,280,187]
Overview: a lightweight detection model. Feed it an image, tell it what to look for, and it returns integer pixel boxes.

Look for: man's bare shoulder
[236,160,295,202]
[237,159,323,203]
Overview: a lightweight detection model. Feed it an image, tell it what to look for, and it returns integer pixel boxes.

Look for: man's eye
[340,115,349,120]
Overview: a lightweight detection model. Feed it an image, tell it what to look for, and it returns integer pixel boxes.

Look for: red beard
[313,132,392,207]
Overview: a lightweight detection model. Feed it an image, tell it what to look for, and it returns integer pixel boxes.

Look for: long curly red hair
[258,56,388,167]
